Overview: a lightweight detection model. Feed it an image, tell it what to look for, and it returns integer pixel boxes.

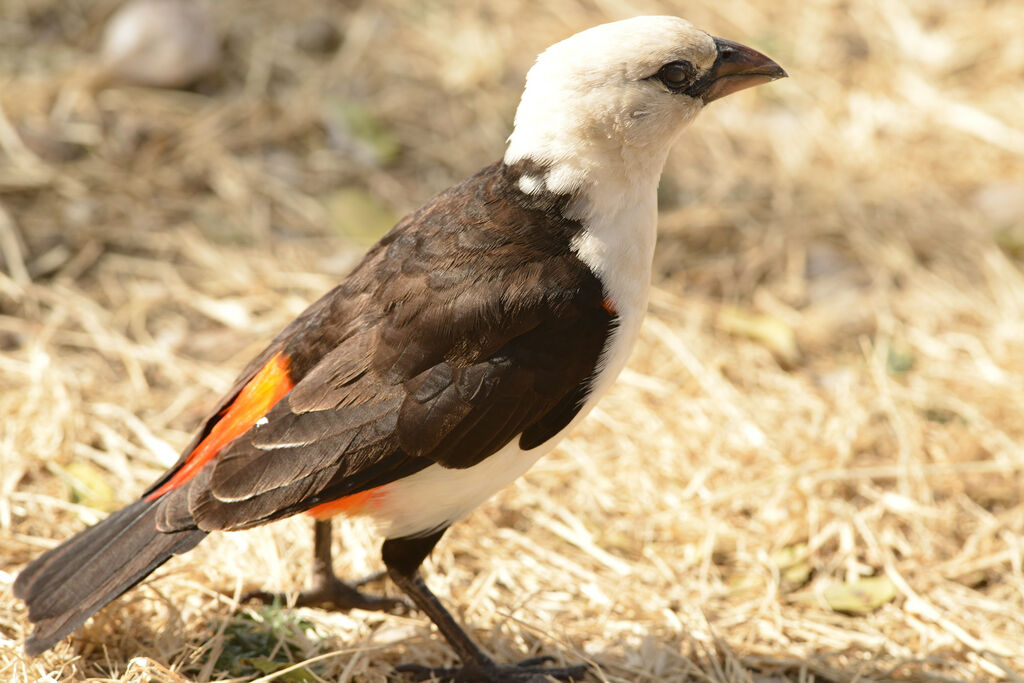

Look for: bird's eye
[656,61,695,91]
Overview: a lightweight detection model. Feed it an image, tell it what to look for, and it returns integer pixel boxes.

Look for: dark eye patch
[654,60,696,91]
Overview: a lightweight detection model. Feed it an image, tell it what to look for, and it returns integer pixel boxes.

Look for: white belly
[360,439,549,539]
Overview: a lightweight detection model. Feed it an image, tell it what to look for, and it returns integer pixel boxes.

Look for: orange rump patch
[148,352,295,500]
[306,487,382,519]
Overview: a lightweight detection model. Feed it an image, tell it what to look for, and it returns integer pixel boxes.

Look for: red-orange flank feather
[147,352,294,500]
[306,488,381,519]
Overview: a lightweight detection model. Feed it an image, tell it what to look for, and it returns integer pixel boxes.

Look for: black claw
[516,655,556,667]
[243,579,411,615]
[260,519,414,614]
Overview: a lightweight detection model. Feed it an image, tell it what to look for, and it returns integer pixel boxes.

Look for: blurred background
[1,0,1023,681]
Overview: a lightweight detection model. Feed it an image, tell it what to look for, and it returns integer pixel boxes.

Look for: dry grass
[2,0,1024,681]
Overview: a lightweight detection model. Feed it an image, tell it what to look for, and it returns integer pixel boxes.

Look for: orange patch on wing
[306,488,382,519]
[602,297,617,315]
[147,352,294,500]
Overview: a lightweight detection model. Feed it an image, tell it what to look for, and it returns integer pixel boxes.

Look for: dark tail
[14,498,206,655]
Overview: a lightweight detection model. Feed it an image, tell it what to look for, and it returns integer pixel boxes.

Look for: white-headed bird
[17,16,785,681]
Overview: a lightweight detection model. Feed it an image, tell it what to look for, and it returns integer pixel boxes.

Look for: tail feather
[14,498,206,655]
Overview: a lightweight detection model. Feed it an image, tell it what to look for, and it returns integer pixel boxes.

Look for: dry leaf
[717,306,801,367]
[823,577,896,614]
[57,462,118,512]
[773,543,812,589]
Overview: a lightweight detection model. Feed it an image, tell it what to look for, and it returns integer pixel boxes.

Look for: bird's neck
[502,140,667,320]
[569,170,659,326]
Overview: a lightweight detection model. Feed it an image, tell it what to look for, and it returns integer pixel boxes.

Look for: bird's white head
[505,16,786,198]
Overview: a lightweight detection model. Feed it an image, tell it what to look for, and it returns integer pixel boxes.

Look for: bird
[15,15,785,681]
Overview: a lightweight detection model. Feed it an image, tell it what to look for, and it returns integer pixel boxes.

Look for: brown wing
[153,161,615,532]
[141,288,343,499]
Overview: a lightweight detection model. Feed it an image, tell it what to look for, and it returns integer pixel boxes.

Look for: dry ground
[2,0,1024,681]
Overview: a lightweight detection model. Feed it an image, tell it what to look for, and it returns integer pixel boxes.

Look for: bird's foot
[395,655,588,682]
[243,573,410,614]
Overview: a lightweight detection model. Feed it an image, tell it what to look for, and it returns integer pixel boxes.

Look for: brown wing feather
[155,161,615,532]
[140,285,355,499]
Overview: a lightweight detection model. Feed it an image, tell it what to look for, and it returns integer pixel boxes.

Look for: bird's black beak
[700,37,787,104]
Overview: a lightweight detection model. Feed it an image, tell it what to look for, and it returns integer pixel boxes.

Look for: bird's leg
[383,530,588,682]
[244,519,408,614]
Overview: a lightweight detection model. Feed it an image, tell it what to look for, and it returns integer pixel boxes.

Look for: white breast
[568,184,659,401]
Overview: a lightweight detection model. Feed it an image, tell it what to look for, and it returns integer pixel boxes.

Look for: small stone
[100,0,221,89]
